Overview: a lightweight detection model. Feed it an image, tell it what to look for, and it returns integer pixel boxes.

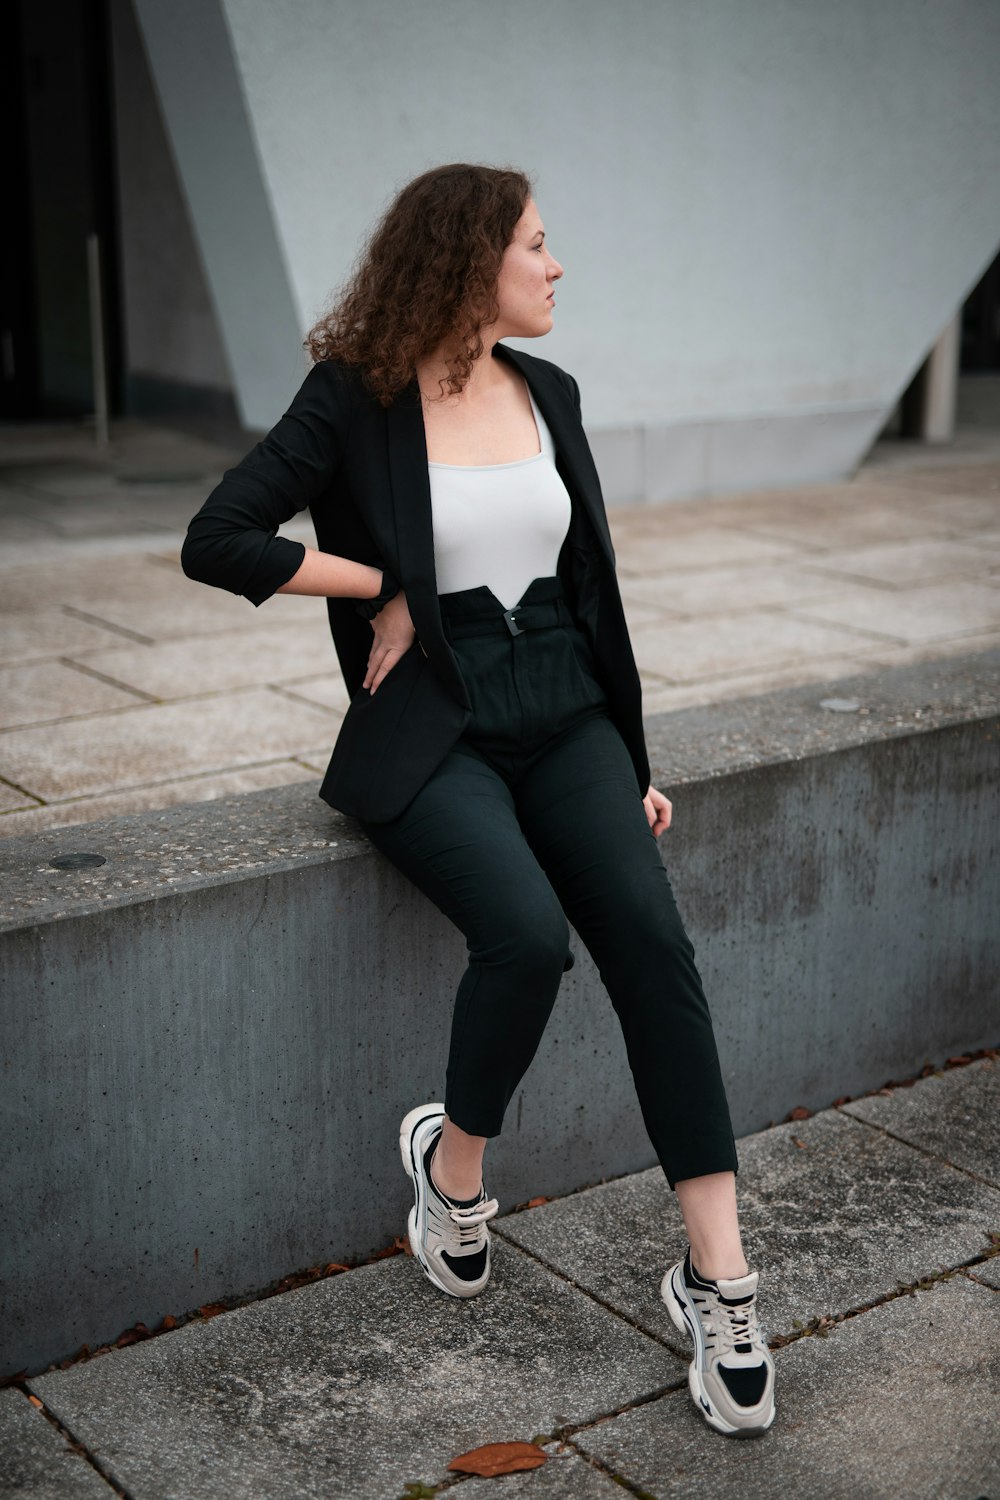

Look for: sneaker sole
[398,1104,489,1300]
[661,1264,775,1438]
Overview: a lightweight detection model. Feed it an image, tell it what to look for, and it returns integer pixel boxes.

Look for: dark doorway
[3,0,121,420]
[960,247,1000,374]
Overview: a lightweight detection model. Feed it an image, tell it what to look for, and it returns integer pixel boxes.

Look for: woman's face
[493,198,564,339]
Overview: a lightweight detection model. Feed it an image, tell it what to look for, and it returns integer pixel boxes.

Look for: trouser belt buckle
[502,607,524,637]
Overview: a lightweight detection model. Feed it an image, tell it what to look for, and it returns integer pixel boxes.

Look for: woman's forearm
[276,547,384,599]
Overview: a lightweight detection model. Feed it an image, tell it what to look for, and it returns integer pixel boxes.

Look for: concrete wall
[130,0,1000,495]
[1,653,997,1378]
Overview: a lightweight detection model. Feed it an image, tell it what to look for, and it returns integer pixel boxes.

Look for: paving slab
[628,610,897,683]
[787,579,1000,641]
[495,1102,1000,1347]
[639,651,884,713]
[28,1242,675,1500]
[619,561,854,615]
[734,506,958,550]
[575,1276,1000,1500]
[0,688,338,801]
[798,536,1000,585]
[0,554,322,642]
[0,759,318,840]
[840,1058,1000,1187]
[0,661,145,729]
[615,528,795,576]
[0,609,129,666]
[70,620,339,700]
[0,1388,113,1499]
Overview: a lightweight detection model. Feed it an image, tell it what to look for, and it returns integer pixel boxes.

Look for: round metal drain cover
[49,852,107,870]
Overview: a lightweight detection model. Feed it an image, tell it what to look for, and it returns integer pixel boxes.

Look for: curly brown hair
[305,163,534,406]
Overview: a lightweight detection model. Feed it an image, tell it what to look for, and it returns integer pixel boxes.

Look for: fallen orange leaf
[448,1442,547,1476]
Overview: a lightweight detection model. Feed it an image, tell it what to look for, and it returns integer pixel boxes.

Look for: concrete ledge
[1,648,997,1377]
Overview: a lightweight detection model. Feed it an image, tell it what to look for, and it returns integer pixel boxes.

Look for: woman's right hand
[363,589,417,694]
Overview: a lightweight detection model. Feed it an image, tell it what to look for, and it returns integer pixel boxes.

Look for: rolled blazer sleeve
[181,360,350,607]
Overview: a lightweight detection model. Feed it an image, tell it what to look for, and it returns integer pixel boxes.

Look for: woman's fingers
[366,643,408,693]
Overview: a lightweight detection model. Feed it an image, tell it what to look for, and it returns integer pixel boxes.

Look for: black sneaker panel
[718,1362,769,1405]
[442,1244,489,1280]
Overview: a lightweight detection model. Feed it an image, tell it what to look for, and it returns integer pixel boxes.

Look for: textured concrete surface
[461,1449,626,1497]
[3,1061,997,1500]
[496,1103,1000,1346]
[840,1056,1000,1186]
[3,648,997,927]
[2,652,996,1377]
[575,1276,1000,1500]
[28,1243,674,1500]
[1,425,997,836]
[0,1389,112,1499]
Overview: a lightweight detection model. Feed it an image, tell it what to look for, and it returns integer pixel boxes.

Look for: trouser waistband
[439,576,573,640]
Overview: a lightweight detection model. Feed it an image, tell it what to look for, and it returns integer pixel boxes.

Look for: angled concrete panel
[130,0,303,426]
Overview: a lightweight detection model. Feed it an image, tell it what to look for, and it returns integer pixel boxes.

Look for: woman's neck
[416,332,508,406]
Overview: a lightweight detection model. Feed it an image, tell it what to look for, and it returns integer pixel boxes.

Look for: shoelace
[699,1293,764,1357]
[431,1194,500,1251]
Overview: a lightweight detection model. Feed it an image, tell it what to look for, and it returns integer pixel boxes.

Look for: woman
[182,162,775,1439]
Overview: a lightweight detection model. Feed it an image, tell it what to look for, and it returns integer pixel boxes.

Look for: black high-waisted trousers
[360,575,738,1190]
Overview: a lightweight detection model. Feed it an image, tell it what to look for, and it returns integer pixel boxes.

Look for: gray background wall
[129,0,1000,495]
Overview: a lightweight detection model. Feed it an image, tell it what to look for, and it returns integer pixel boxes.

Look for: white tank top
[428,386,572,609]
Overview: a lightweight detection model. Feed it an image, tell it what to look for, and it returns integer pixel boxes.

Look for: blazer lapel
[492,343,617,568]
[385,381,470,706]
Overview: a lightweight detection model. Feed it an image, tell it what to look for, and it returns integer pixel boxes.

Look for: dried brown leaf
[448,1441,547,1477]
[787,1106,811,1121]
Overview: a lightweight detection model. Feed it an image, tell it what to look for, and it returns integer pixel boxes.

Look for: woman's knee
[475,899,570,982]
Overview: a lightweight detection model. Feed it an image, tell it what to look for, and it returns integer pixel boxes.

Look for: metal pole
[87,232,110,449]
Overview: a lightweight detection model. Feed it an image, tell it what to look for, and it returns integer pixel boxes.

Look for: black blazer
[182,342,651,823]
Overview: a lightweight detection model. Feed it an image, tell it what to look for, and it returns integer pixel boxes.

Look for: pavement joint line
[832,1102,1000,1196]
[266,683,343,713]
[767,1248,1000,1351]
[14,1387,129,1498]
[960,1267,1000,1291]
[491,1231,689,1359]
[562,1439,661,1500]
[0,676,346,734]
[535,1376,688,1449]
[60,605,154,646]
[55,656,161,703]
[0,774,43,805]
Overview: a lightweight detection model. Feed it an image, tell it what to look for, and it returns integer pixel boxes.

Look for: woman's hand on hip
[363,589,417,694]
[643,784,673,837]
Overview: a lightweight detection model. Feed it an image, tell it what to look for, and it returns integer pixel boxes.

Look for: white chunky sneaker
[661,1246,776,1437]
[398,1103,499,1299]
